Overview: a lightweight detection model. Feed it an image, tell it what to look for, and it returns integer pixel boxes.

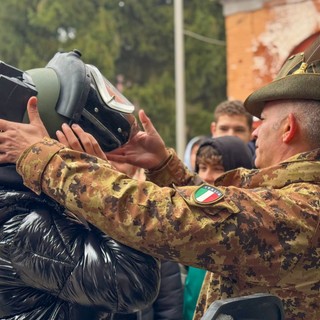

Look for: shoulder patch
[193,184,224,204]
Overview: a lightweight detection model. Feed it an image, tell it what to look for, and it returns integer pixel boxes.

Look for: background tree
[184,0,226,141]
[0,0,119,74]
[0,0,226,149]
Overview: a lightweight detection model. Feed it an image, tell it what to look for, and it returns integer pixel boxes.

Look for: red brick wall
[224,0,320,101]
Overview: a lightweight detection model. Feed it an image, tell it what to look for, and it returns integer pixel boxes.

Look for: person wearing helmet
[0,52,160,319]
[1,36,320,319]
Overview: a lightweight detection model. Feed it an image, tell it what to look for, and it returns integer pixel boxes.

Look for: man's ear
[210,122,216,137]
[282,113,297,143]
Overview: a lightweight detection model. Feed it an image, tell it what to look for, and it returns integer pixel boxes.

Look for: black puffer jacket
[138,260,183,320]
[0,165,160,320]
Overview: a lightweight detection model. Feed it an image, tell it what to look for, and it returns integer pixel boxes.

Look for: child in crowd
[183,135,253,320]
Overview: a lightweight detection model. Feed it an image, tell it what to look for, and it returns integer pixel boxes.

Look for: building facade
[220,0,320,100]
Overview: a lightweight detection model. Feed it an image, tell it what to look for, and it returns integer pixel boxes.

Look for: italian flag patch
[193,184,224,204]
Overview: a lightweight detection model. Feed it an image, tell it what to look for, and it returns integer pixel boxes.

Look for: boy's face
[197,159,225,185]
[210,114,252,143]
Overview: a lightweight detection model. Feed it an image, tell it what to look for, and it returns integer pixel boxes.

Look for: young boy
[183,135,253,320]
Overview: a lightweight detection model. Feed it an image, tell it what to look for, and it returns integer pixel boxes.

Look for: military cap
[244,36,320,118]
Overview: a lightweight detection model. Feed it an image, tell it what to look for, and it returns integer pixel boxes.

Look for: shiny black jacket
[0,165,160,320]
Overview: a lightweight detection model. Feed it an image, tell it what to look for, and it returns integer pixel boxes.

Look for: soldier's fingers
[0,147,19,164]
[138,110,158,136]
[27,97,47,135]
[70,123,86,137]
[70,124,97,155]
[56,130,70,148]
[0,119,15,133]
[88,135,107,160]
[106,146,126,156]
[61,124,84,152]
[105,153,127,163]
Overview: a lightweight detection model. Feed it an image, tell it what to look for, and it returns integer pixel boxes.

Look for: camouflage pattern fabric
[17,138,320,319]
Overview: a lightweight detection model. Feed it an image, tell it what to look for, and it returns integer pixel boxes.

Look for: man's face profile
[252,102,285,169]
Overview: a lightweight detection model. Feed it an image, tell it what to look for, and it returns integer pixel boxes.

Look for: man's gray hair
[290,100,320,148]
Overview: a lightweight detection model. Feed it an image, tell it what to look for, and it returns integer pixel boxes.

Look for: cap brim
[244,73,320,118]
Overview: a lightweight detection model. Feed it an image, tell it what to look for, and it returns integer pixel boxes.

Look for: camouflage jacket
[17,138,320,320]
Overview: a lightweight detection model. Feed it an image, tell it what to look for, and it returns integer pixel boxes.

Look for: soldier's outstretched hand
[106,109,170,170]
[0,96,49,164]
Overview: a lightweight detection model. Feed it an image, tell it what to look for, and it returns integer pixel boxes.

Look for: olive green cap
[244,37,320,118]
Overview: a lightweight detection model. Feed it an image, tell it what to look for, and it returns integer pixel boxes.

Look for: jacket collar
[216,148,320,189]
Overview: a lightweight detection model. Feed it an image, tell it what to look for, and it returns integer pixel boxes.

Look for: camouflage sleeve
[146,148,203,187]
[15,138,317,280]
[16,138,242,271]
[17,137,66,194]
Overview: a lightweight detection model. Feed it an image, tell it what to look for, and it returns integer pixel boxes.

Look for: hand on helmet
[56,123,107,160]
[106,110,170,170]
[0,97,49,164]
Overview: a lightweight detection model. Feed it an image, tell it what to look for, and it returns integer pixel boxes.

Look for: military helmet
[0,50,137,152]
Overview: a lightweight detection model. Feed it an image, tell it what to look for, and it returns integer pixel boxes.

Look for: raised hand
[56,123,107,160]
[106,110,170,170]
[0,96,49,164]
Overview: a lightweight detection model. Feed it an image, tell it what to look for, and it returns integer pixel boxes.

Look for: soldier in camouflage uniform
[1,38,320,320]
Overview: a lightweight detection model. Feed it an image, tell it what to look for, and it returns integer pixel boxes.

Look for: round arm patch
[193,184,224,204]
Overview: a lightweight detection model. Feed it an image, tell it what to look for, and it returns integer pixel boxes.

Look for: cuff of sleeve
[16,137,66,195]
[145,148,188,187]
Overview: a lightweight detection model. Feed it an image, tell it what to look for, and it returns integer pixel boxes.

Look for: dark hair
[214,100,253,129]
[196,144,223,171]
[195,136,253,173]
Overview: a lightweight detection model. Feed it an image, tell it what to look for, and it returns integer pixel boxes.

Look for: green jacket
[17,138,320,320]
